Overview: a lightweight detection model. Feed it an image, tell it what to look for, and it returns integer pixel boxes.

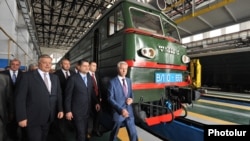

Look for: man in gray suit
[0,74,12,141]
[15,54,64,141]
[107,61,138,141]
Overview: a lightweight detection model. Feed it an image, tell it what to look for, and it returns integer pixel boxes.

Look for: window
[193,33,203,41]
[225,24,239,34]
[116,10,124,31]
[108,9,124,36]
[131,8,163,35]
[162,18,180,41]
[108,14,115,36]
[210,29,221,37]
[182,37,191,44]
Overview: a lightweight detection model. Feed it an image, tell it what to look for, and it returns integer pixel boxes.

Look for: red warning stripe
[132,82,189,90]
[126,60,187,70]
[145,108,183,126]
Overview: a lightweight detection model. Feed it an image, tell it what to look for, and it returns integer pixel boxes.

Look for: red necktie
[91,73,98,96]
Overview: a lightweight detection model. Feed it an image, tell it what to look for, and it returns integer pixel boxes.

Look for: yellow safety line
[203,93,250,102]
[117,127,143,141]
[198,99,250,111]
[188,111,238,125]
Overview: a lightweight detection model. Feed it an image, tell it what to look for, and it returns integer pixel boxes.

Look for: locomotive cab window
[162,18,180,41]
[108,14,115,35]
[130,8,163,35]
[117,10,124,31]
[108,9,124,36]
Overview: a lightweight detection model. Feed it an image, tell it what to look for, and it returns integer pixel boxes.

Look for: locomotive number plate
[155,72,182,83]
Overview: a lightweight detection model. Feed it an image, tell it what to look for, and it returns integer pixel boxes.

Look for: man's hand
[18,119,27,127]
[57,112,64,119]
[66,112,73,120]
[126,98,133,105]
[96,103,101,112]
[121,109,129,118]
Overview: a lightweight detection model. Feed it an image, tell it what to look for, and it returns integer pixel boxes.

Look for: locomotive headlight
[140,47,156,59]
[182,55,190,64]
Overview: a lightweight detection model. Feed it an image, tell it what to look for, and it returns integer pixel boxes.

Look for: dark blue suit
[107,77,138,141]
[15,70,63,141]
[64,73,98,141]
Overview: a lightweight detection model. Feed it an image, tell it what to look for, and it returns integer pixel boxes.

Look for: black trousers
[49,117,76,141]
[26,123,50,141]
[74,116,88,141]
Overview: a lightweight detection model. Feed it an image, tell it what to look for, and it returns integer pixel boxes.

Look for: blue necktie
[83,76,87,86]
[12,71,16,83]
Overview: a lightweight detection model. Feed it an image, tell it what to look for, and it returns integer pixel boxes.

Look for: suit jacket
[15,70,63,126]
[107,77,134,122]
[54,69,75,94]
[64,73,98,120]
[88,71,102,100]
[0,74,12,140]
[1,69,23,90]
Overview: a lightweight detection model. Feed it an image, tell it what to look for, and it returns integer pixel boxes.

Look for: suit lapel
[77,73,87,88]
[115,77,126,96]
[125,78,131,97]
[59,70,67,80]
[33,70,50,94]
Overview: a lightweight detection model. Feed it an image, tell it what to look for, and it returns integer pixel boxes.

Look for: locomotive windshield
[162,17,181,41]
[130,8,180,41]
[130,8,163,35]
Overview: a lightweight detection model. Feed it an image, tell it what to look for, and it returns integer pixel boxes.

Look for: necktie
[83,76,87,86]
[44,73,49,91]
[12,71,16,84]
[65,71,69,79]
[122,78,127,96]
[91,73,98,96]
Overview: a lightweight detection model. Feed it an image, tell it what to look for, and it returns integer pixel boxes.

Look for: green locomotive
[59,0,200,126]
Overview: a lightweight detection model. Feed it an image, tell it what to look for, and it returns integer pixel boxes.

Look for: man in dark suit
[0,74,13,141]
[1,58,23,140]
[88,61,102,137]
[53,58,76,141]
[15,54,64,141]
[65,59,100,141]
[1,58,23,88]
[107,61,138,141]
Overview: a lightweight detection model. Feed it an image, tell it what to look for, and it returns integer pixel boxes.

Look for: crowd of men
[0,54,138,141]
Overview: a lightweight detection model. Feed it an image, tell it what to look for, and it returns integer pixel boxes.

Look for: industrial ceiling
[18,0,250,57]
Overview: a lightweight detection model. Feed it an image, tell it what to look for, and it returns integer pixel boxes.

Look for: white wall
[0,0,37,69]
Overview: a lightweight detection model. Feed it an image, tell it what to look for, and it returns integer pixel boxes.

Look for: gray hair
[117,61,128,68]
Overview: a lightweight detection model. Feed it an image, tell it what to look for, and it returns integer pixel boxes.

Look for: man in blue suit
[107,61,138,141]
[64,59,100,141]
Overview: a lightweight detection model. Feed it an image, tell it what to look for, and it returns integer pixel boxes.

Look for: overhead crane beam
[174,0,235,24]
